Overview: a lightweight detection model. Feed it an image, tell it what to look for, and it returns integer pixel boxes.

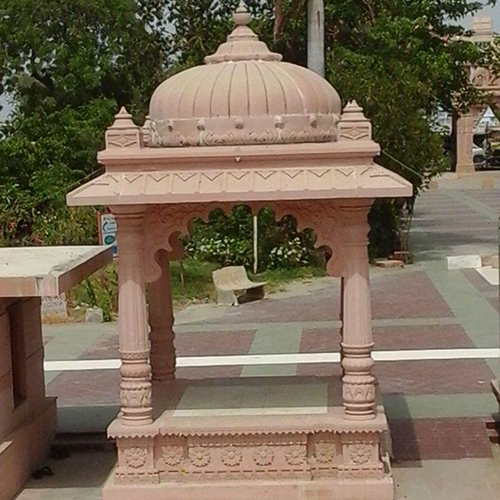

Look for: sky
[1,2,500,123]
[462,2,500,31]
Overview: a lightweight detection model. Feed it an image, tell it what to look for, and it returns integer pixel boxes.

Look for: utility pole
[253,215,258,274]
[307,0,325,77]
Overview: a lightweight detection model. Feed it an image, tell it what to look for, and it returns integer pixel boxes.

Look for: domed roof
[148,2,341,147]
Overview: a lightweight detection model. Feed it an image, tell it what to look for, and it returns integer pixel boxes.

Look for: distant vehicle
[472,144,486,168]
[473,124,500,170]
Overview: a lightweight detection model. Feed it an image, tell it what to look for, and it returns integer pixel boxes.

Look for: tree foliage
[0,0,495,261]
[0,0,169,243]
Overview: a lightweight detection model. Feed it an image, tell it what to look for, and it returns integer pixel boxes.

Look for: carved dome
[148,2,341,147]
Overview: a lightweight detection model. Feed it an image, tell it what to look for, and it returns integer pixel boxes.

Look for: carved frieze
[115,427,388,486]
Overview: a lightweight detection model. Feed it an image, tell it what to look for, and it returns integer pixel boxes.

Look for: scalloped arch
[143,201,343,283]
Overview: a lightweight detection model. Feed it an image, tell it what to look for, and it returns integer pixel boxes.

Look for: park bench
[212,266,266,306]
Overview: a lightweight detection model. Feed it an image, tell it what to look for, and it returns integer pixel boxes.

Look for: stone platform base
[105,377,394,500]
[0,397,57,499]
[103,475,394,500]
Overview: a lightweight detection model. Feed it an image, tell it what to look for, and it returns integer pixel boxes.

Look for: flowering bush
[185,206,323,271]
[268,237,310,269]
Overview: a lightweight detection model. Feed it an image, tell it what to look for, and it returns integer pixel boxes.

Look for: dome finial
[234,1,251,26]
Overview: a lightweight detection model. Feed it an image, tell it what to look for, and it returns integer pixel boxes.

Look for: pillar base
[456,165,476,177]
[105,376,394,500]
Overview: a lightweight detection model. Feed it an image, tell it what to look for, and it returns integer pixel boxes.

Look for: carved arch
[142,200,343,283]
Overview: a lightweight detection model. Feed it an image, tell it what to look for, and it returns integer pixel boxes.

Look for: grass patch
[170,260,219,305]
[252,265,326,292]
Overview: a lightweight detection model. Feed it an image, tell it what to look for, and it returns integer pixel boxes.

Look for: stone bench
[212,266,266,306]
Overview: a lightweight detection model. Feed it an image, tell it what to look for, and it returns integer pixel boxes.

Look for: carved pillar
[115,209,153,426]
[148,250,176,381]
[339,201,376,420]
[456,111,476,175]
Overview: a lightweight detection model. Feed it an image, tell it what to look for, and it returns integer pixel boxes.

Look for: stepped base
[104,376,394,500]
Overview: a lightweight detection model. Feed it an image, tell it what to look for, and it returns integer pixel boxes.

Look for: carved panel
[315,441,336,464]
[116,438,158,484]
[189,446,212,468]
[284,444,307,466]
[221,445,243,467]
[124,447,148,469]
[161,445,184,466]
[338,433,383,480]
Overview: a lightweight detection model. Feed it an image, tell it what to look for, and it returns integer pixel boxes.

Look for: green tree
[0,0,169,244]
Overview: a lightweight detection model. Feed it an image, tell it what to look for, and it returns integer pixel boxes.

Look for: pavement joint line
[173,317,461,333]
[44,347,500,372]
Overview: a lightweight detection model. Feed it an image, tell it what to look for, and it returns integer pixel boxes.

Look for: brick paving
[390,418,493,461]
[297,359,495,395]
[80,329,257,359]
[300,324,474,352]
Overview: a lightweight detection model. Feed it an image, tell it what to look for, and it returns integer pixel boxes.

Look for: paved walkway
[19,173,500,500]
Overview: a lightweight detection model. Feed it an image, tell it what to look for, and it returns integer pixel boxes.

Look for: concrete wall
[0,297,56,500]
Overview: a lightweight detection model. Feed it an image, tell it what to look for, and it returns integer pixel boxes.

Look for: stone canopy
[67,4,411,207]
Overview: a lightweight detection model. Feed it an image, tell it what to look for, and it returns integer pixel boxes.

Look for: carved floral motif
[349,444,373,465]
[162,446,184,466]
[285,445,306,466]
[125,447,148,469]
[315,442,336,464]
[253,445,275,466]
[221,446,243,467]
[189,446,211,468]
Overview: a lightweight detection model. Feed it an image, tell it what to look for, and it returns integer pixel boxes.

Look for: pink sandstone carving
[66,3,412,500]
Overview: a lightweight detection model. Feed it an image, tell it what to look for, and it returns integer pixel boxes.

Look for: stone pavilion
[67,4,412,499]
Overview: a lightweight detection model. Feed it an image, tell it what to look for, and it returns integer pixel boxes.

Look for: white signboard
[98,212,118,256]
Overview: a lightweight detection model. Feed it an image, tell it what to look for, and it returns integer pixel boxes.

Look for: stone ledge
[103,471,395,500]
